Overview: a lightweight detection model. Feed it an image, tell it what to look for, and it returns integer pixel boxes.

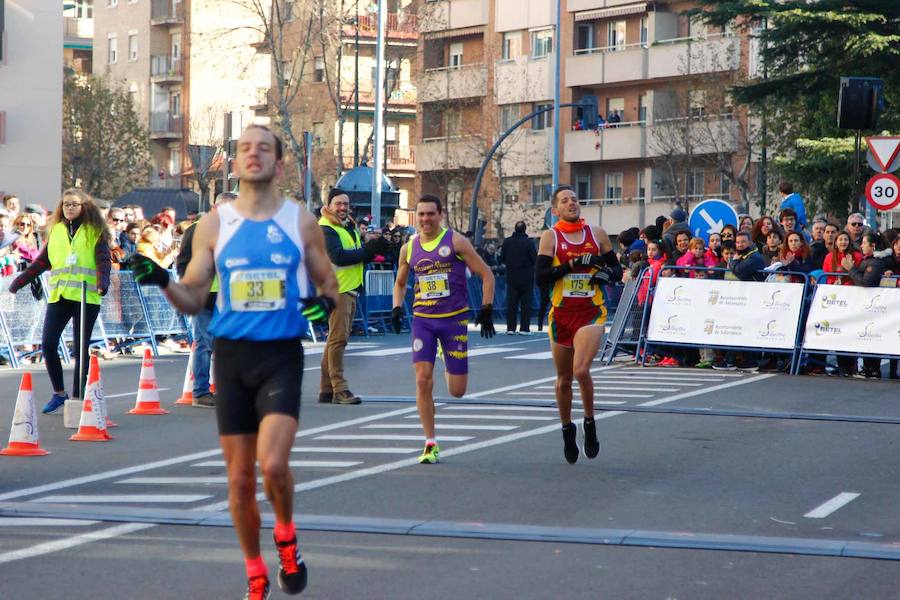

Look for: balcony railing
[251,88,269,112]
[150,55,183,80]
[64,17,94,39]
[341,85,417,106]
[342,13,418,40]
[341,146,416,170]
[151,0,184,25]
[150,112,183,137]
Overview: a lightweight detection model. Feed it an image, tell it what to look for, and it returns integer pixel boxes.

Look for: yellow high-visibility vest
[47,222,101,305]
[318,217,364,293]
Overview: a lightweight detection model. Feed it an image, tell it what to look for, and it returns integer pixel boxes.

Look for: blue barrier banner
[98,270,153,339]
[137,276,189,336]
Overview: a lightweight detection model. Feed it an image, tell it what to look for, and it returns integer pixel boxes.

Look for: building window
[449,42,463,68]
[128,82,138,107]
[532,103,552,131]
[107,35,118,64]
[575,174,591,200]
[282,0,295,22]
[637,170,646,202]
[502,32,521,60]
[640,17,648,45]
[689,90,706,118]
[128,33,138,62]
[108,0,117,7]
[501,178,519,204]
[605,172,623,200]
[607,20,626,50]
[531,176,551,204]
[445,109,461,137]
[75,0,94,19]
[170,92,181,116]
[531,29,553,59]
[314,56,324,82]
[169,146,182,175]
[372,59,399,92]
[686,169,705,198]
[171,33,181,60]
[719,174,731,197]
[607,97,624,121]
[576,23,593,52]
[499,105,518,131]
[638,94,648,122]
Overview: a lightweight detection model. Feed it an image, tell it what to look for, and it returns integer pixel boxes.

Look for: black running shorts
[213,337,304,435]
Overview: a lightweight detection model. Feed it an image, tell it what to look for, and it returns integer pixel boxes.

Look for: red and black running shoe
[274,534,308,595]
[243,575,270,600]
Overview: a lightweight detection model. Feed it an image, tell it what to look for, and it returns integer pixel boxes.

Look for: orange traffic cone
[90,355,118,428]
[129,349,169,415]
[1,373,50,456]
[209,352,216,394]
[175,343,195,405]
[70,359,112,442]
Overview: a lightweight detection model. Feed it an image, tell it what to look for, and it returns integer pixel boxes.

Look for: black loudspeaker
[837,77,884,130]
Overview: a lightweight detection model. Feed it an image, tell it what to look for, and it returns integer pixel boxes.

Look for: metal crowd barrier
[0,269,190,369]
[601,267,650,364]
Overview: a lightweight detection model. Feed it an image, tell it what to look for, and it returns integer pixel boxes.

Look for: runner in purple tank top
[391,195,496,464]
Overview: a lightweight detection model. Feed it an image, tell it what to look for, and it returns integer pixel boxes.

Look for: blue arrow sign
[688,199,739,243]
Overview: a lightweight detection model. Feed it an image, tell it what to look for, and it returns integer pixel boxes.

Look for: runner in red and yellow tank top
[536,185,622,464]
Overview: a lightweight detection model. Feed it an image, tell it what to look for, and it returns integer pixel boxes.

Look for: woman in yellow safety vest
[8,189,112,414]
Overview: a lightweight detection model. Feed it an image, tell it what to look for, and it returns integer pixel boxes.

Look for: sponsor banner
[803,285,900,356]
[647,277,804,350]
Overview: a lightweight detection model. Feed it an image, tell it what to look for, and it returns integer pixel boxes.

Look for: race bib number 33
[419,273,450,299]
[230,269,287,312]
[562,273,593,298]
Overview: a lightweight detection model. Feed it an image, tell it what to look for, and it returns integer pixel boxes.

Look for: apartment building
[0,0,63,208]
[416,0,756,234]
[64,0,94,73]
[280,0,418,222]
[93,0,269,198]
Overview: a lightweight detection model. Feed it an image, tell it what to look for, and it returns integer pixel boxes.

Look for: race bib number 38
[419,273,450,299]
[230,269,287,312]
[562,273,593,298]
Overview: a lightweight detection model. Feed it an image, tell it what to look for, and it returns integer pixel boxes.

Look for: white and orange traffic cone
[91,355,118,428]
[70,359,112,442]
[1,373,50,456]
[209,352,216,394]
[175,343,195,406]
[128,348,169,415]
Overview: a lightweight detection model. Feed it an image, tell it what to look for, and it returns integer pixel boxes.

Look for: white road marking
[304,343,379,356]
[511,390,652,398]
[592,378,704,387]
[622,367,745,378]
[464,365,621,399]
[30,494,211,504]
[316,434,474,442]
[467,347,523,357]
[117,477,233,485]
[589,386,680,392]
[106,387,171,399]
[0,518,100,527]
[444,405,558,412]
[290,447,418,454]
[803,492,861,519]
[505,351,553,360]
[193,460,361,468]
[362,424,518,431]
[637,374,775,407]
[403,414,554,421]
[0,522,154,564]
[0,404,419,502]
[346,347,411,357]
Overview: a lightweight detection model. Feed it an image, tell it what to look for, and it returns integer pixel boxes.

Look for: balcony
[64,17,94,40]
[150,55,183,85]
[151,0,184,26]
[340,83,417,107]
[568,33,738,87]
[417,136,484,171]
[342,13,418,41]
[150,112,183,140]
[564,121,647,163]
[343,146,417,172]
[495,56,552,105]
[497,130,552,178]
[568,0,643,10]
[250,88,269,113]
[647,115,738,157]
[418,64,487,103]
[419,0,488,33]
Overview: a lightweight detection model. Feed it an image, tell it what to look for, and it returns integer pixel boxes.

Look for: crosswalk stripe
[444,405,558,412]
[403,414,554,421]
[622,368,745,377]
[316,434,473,441]
[116,477,232,485]
[504,351,553,360]
[192,460,362,468]
[304,343,379,356]
[362,424,517,431]
[592,378,704,386]
[467,347,523,357]
[0,518,100,527]
[291,447,418,454]
[346,347,411,357]
[30,495,211,503]
[510,391,653,398]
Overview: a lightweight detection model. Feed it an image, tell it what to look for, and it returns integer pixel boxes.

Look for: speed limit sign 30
[865,173,900,211]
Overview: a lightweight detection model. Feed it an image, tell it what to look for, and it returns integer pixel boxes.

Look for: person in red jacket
[822,231,862,285]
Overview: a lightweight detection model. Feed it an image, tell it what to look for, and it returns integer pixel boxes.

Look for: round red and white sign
[865,173,900,211]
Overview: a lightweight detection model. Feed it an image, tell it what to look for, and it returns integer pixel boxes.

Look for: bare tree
[186,105,225,211]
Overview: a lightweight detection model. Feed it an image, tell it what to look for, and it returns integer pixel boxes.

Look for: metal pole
[79,281,87,400]
[304,131,313,211]
[222,112,231,201]
[551,0,562,191]
[371,0,386,227]
[354,0,360,167]
[854,129,862,214]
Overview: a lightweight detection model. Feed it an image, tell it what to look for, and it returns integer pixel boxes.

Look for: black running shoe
[244,575,271,600]
[583,418,600,459]
[562,423,579,464]
[274,534,308,595]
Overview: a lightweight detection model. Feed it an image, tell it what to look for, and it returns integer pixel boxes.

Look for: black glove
[130,254,170,288]
[474,304,495,339]
[391,306,404,334]
[364,237,389,260]
[589,267,614,288]
[301,295,335,324]
[572,254,603,268]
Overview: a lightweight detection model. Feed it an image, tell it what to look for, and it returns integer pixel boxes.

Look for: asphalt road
[0,331,898,599]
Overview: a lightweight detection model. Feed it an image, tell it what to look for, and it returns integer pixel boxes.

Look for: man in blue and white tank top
[390,195,496,464]
[131,124,338,600]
